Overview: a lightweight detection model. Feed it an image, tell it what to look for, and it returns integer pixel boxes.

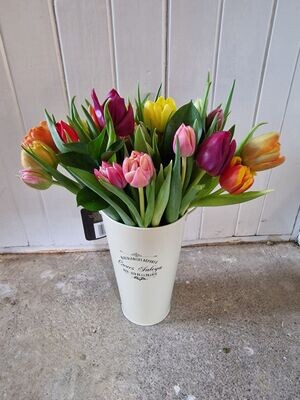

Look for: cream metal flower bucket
[101,212,186,326]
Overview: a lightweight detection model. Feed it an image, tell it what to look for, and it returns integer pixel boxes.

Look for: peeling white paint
[244,346,254,356]
[0,283,13,297]
[221,255,237,263]
[40,270,56,280]
[174,385,180,395]
[186,395,196,400]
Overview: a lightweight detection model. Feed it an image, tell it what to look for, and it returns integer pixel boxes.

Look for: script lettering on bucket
[117,251,163,281]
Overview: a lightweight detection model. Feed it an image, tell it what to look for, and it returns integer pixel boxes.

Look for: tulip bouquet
[20,74,285,228]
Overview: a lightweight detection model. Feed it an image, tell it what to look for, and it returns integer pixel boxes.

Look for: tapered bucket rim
[101,210,186,232]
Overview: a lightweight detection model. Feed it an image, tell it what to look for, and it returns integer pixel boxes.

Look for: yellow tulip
[143,96,176,132]
[241,132,285,172]
[21,140,58,169]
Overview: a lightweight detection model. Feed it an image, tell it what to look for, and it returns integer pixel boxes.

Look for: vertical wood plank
[0,159,27,247]
[201,0,274,239]
[236,0,300,236]
[0,0,85,246]
[169,0,220,240]
[168,0,220,104]
[258,49,300,235]
[55,0,114,103]
[0,34,51,246]
[112,0,164,99]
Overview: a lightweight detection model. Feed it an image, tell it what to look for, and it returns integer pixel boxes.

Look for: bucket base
[121,305,171,326]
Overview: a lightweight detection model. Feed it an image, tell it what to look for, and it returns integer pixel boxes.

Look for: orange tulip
[21,141,58,169]
[220,156,254,194]
[23,121,57,152]
[241,132,285,172]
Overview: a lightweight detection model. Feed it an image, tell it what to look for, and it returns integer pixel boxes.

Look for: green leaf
[182,156,195,194]
[57,152,98,171]
[77,187,108,211]
[201,72,212,126]
[154,83,162,101]
[98,179,143,227]
[235,122,267,156]
[165,138,182,223]
[144,179,155,227]
[163,101,202,159]
[63,142,89,155]
[81,105,101,139]
[180,184,204,215]
[155,164,164,196]
[191,190,272,207]
[101,140,124,161]
[152,161,172,226]
[151,130,161,167]
[45,110,66,153]
[103,206,121,222]
[228,124,235,138]
[222,80,235,128]
[134,125,149,153]
[104,101,117,149]
[205,113,219,137]
[87,129,106,160]
[67,167,135,226]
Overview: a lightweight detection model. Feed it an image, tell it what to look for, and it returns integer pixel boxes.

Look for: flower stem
[213,188,225,196]
[191,169,206,187]
[181,157,187,187]
[138,187,145,223]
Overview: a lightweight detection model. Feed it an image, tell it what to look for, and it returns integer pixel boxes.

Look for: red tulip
[196,131,236,176]
[206,106,224,131]
[56,121,79,143]
[94,161,127,189]
[91,88,134,137]
[220,156,254,194]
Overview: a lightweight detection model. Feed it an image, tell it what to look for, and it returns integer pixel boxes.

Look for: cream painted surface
[0,0,299,249]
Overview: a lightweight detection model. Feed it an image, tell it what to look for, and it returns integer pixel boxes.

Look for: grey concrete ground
[0,243,299,400]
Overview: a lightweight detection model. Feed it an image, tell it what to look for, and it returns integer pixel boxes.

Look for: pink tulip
[122,151,154,188]
[19,168,52,190]
[173,124,196,157]
[94,161,127,189]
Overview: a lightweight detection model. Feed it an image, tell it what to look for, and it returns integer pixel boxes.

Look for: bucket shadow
[171,269,300,322]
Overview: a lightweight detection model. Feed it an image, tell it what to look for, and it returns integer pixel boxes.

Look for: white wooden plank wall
[0,0,299,250]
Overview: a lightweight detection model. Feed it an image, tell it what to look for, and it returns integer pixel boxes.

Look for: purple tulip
[206,106,224,131]
[196,131,236,176]
[91,88,134,137]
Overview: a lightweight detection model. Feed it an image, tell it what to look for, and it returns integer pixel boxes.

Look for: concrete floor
[0,243,299,400]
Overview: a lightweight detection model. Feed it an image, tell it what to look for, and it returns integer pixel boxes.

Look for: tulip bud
[19,168,53,190]
[94,161,127,189]
[173,124,196,157]
[56,121,79,143]
[196,131,236,176]
[122,151,154,188]
[143,96,176,133]
[206,106,224,131]
[91,88,134,137]
[21,141,58,169]
[23,121,57,152]
[220,156,254,194]
[241,132,285,172]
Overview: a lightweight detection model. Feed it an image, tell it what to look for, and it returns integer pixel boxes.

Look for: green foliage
[165,139,182,223]
[77,187,108,211]
[191,190,272,207]
[152,161,172,226]
[144,179,156,227]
